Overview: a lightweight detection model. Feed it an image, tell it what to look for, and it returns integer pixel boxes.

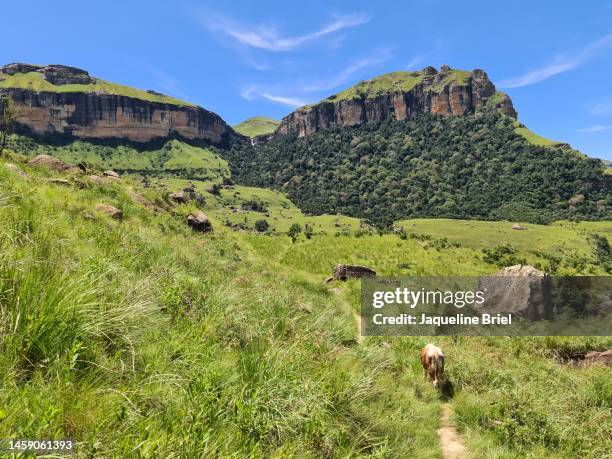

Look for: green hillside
[223,112,611,225]
[10,136,230,181]
[233,117,280,137]
[0,70,193,106]
[0,149,610,457]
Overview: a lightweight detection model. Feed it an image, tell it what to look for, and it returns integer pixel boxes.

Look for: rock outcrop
[476,265,552,320]
[275,66,517,138]
[0,63,239,145]
[583,350,612,367]
[187,211,212,232]
[28,154,78,172]
[95,203,123,219]
[332,264,376,281]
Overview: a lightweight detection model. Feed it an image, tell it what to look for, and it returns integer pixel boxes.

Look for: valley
[0,61,610,458]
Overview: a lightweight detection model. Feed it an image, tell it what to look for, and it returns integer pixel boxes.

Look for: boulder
[28,155,77,172]
[333,264,376,281]
[95,203,123,220]
[103,170,120,179]
[476,265,552,320]
[583,350,612,367]
[511,224,526,230]
[187,211,212,232]
[170,191,188,204]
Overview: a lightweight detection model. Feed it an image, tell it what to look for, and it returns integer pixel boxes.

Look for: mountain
[234,116,280,138]
[275,66,516,138]
[0,63,238,145]
[222,67,610,224]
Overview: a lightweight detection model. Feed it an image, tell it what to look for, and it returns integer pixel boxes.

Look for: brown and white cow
[420,343,444,389]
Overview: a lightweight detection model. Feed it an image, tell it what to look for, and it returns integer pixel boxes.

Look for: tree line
[220,112,611,225]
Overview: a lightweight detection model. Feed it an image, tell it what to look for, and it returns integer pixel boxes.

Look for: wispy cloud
[241,86,306,107]
[302,48,393,92]
[202,13,369,52]
[577,124,612,133]
[499,33,612,88]
[588,98,612,115]
[239,48,393,108]
[405,38,448,70]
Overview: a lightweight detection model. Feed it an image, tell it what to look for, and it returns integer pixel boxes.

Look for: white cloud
[203,13,369,52]
[405,38,447,70]
[302,48,393,92]
[588,98,612,115]
[241,86,306,107]
[577,124,612,133]
[499,33,612,88]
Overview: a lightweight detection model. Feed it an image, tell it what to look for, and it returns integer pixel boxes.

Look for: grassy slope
[11,137,230,180]
[233,117,280,137]
[0,71,193,106]
[0,154,444,457]
[514,126,562,147]
[0,151,611,457]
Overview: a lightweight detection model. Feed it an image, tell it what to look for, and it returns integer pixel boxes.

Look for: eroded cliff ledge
[275,66,517,138]
[0,63,237,145]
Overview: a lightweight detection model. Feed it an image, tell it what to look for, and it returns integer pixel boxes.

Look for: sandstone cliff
[0,63,238,145]
[275,66,517,138]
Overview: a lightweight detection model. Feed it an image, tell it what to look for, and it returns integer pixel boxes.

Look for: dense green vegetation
[234,117,280,137]
[223,113,611,225]
[0,71,193,106]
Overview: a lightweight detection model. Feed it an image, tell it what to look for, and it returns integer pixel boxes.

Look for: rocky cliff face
[0,63,237,145]
[275,66,516,138]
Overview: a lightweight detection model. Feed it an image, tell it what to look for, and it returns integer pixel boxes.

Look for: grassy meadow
[0,148,610,458]
[233,117,280,137]
[0,71,193,106]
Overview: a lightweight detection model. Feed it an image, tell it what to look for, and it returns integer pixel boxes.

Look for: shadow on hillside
[11,125,237,151]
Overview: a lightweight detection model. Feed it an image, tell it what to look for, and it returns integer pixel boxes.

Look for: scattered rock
[95,203,123,220]
[187,211,212,232]
[476,265,552,320]
[333,264,376,281]
[170,191,188,204]
[103,170,120,179]
[28,155,77,172]
[511,224,526,230]
[583,350,612,367]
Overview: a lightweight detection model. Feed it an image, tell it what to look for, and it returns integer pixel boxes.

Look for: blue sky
[3,1,612,159]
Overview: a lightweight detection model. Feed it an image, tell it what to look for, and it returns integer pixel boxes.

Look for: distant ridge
[275,66,516,138]
[234,117,280,138]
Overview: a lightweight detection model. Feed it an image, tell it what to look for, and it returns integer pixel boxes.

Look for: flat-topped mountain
[275,66,516,138]
[0,63,237,144]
